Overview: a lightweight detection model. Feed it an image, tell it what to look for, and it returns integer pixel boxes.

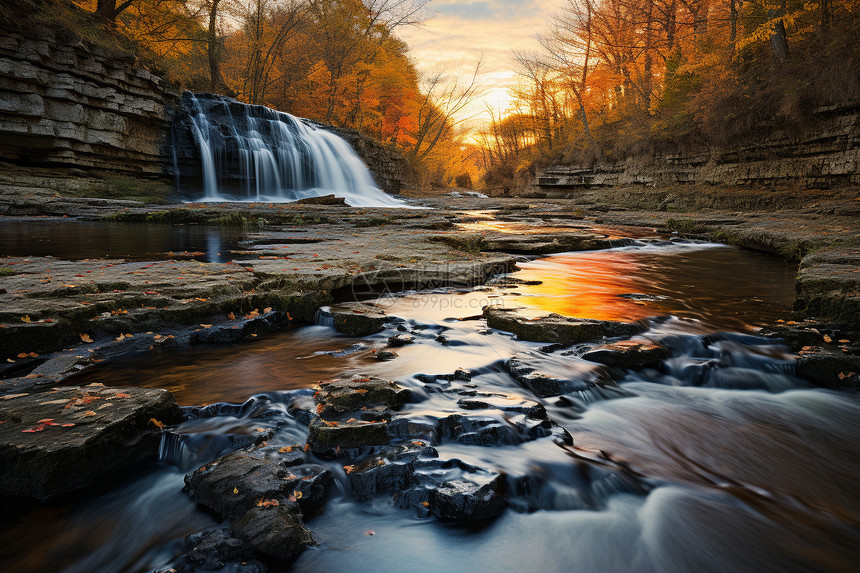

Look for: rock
[579,340,668,368]
[190,311,289,344]
[169,528,262,573]
[415,368,472,383]
[484,306,642,345]
[795,352,860,390]
[388,333,415,347]
[295,194,346,206]
[376,349,398,361]
[232,502,317,562]
[307,418,390,456]
[348,449,507,521]
[506,356,625,399]
[321,304,388,336]
[412,459,507,521]
[0,385,182,500]
[314,375,411,419]
[348,445,437,502]
[184,444,332,519]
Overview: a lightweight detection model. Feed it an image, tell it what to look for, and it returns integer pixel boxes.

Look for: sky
[397,0,558,133]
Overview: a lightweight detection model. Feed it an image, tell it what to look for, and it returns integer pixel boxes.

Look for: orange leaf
[79,333,93,343]
[148,417,164,428]
[344,465,355,474]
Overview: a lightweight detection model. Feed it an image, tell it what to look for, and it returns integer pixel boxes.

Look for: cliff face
[0,10,178,193]
[538,106,860,190]
[330,127,416,195]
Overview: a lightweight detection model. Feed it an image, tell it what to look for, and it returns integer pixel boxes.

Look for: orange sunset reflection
[511,245,797,331]
[514,250,656,322]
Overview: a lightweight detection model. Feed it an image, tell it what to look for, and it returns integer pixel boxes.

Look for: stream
[2,241,859,572]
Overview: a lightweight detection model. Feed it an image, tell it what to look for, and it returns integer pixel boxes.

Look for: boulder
[184,444,332,519]
[232,502,317,562]
[0,384,182,500]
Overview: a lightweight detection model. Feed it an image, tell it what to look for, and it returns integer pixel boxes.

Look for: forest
[35,0,860,189]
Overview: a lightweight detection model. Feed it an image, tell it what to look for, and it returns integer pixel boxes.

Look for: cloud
[398,0,555,126]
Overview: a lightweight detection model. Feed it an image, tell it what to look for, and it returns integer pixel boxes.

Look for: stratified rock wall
[0,9,178,189]
[330,126,416,194]
[538,105,860,190]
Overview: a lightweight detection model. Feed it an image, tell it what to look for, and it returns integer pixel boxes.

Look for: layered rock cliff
[538,105,860,190]
[0,5,178,193]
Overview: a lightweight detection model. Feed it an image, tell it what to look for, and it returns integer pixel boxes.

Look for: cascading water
[179,92,407,207]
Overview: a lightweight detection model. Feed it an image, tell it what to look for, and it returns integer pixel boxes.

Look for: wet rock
[169,528,263,573]
[415,368,472,383]
[295,194,347,206]
[321,304,388,336]
[349,449,507,521]
[184,444,333,519]
[190,311,289,344]
[795,352,860,390]
[307,418,390,456]
[0,385,182,500]
[506,356,625,399]
[314,376,411,418]
[411,458,507,521]
[347,445,438,502]
[232,502,317,562]
[376,350,398,361]
[456,395,546,419]
[579,340,668,368]
[484,306,642,345]
[388,333,415,347]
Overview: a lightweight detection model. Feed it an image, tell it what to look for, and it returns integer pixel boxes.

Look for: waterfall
[180,93,406,207]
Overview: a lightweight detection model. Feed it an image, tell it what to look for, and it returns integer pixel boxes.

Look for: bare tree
[408,57,483,163]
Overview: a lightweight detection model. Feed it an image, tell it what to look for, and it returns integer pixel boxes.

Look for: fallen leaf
[233,487,239,494]
[278,446,294,453]
[227,312,237,320]
[344,465,355,474]
[256,498,279,508]
[200,324,213,329]
[149,418,165,428]
[823,334,833,343]
[421,501,430,507]
[838,372,856,380]
[114,392,131,398]
[79,333,93,343]
[83,410,96,416]
[61,423,75,428]
[263,307,272,314]
[365,530,375,536]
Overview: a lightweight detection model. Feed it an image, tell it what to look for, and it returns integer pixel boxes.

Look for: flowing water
[3,242,859,572]
[181,93,406,208]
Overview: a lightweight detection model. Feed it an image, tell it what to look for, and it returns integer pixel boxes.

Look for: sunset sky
[398,0,557,130]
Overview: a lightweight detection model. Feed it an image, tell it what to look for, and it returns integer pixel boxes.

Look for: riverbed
[3,238,857,573]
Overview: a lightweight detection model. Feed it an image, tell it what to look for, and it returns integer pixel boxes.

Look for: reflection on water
[0,219,243,262]
[71,326,372,405]
[513,243,797,330]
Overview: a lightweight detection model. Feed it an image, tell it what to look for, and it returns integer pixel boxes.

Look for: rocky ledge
[0,384,182,500]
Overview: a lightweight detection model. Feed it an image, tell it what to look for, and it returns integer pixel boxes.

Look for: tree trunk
[729,0,738,43]
[768,0,789,63]
[97,0,117,20]
[208,0,224,92]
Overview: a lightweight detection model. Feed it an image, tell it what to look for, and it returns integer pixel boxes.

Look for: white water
[183,93,408,208]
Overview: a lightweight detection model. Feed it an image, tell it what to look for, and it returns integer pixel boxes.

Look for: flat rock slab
[0,384,182,500]
[484,306,643,345]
